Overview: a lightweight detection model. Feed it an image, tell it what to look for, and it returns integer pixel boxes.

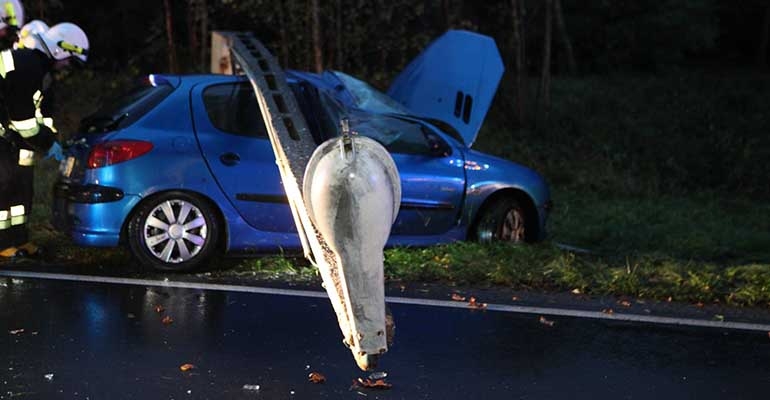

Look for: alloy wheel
[142,199,208,264]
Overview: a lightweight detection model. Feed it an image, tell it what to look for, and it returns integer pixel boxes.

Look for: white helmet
[40,22,89,63]
[0,0,23,31]
[17,19,48,50]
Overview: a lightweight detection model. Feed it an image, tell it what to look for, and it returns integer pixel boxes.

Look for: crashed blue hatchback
[52,30,552,271]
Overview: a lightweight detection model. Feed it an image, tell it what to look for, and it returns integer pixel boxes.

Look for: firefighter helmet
[17,19,48,50]
[40,22,89,63]
[0,0,23,32]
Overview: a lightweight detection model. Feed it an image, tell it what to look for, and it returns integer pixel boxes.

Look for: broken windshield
[331,71,411,115]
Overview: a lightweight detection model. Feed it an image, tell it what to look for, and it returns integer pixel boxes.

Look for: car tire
[127,191,220,272]
[471,196,528,243]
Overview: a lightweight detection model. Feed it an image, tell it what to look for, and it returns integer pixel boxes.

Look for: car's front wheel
[127,191,220,271]
[471,196,528,243]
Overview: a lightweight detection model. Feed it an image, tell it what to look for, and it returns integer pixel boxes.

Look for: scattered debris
[571,288,581,295]
[308,372,326,384]
[242,384,260,391]
[602,308,614,315]
[511,296,519,301]
[354,377,392,390]
[44,373,54,382]
[714,314,725,322]
[618,300,632,308]
[161,316,174,325]
[468,297,487,310]
[666,296,673,302]
[539,316,556,327]
[155,305,165,313]
[368,372,387,380]
[180,364,195,372]
[451,293,466,301]
[9,329,24,335]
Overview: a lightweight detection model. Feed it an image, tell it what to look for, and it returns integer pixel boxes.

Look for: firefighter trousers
[0,138,33,250]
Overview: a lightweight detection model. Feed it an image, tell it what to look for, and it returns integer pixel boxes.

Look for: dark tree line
[21,0,770,126]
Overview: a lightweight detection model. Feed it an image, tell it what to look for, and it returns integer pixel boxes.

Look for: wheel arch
[119,189,228,251]
[468,188,540,243]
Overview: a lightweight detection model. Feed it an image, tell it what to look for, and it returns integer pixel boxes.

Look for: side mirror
[423,129,452,157]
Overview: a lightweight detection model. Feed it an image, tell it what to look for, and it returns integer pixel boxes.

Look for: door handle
[219,152,241,166]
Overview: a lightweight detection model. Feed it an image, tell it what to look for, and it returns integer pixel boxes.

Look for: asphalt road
[1,275,770,399]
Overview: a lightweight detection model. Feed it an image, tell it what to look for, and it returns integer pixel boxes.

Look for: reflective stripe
[10,205,25,226]
[18,149,35,166]
[43,117,57,133]
[10,118,40,138]
[0,210,9,230]
[0,49,14,78]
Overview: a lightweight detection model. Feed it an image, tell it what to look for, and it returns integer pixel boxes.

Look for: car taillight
[87,140,153,169]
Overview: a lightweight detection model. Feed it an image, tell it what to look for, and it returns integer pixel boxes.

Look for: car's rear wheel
[127,191,220,271]
[471,196,527,243]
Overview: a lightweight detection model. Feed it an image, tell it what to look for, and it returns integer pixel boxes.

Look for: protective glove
[46,141,65,162]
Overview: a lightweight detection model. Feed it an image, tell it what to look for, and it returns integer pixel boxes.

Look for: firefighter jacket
[0,48,56,153]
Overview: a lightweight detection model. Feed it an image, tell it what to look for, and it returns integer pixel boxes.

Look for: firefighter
[16,20,57,135]
[0,0,23,51]
[0,22,89,258]
[16,19,48,51]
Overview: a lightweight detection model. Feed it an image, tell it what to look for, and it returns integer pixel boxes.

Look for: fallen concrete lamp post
[304,122,401,369]
[214,32,401,370]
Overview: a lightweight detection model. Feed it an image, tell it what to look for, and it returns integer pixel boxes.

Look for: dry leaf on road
[354,378,392,390]
[451,293,466,301]
[161,316,174,325]
[308,372,326,384]
[180,364,195,372]
[468,297,487,310]
[539,316,555,327]
[155,305,165,313]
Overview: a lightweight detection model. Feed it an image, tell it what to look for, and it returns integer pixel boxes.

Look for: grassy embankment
[21,70,770,306]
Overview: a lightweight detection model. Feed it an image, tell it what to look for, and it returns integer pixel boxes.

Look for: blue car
[52,30,551,271]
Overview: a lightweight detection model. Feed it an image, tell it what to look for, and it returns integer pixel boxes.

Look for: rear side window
[203,83,268,138]
[80,77,174,134]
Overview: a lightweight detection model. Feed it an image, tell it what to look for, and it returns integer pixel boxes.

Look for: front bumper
[52,182,141,247]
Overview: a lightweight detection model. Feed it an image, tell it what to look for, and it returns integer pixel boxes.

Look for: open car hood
[387,30,504,147]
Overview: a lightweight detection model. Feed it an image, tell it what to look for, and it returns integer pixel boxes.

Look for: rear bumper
[52,182,141,247]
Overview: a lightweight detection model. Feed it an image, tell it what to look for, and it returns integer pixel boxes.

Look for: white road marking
[2,270,770,332]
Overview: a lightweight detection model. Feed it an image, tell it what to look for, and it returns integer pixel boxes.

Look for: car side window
[349,112,440,156]
[203,83,269,138]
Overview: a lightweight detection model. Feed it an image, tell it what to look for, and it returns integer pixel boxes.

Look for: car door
[190,80,296,233]
[350,112,466,236]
